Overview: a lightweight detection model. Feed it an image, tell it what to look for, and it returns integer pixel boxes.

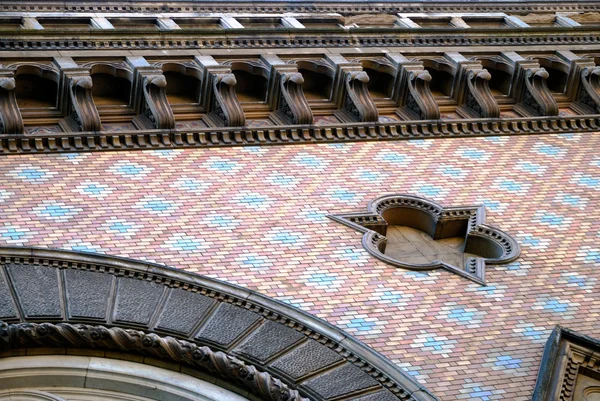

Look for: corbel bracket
[131,67,175,130]
[328,56,378,123]
[574,66,600,114]
[205,72,245,127]
[335,69,379,122]
[512,61,558,117]
[0,70,23,135]
[394,63,440,120]
[456,64,500,119]
[58,71,101,132]
[265,61,313,125]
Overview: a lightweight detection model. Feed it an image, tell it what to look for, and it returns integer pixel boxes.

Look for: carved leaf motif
[279,72,312,125]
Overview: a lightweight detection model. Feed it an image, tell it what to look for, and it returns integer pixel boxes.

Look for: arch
[85,63,134,107]
[159,63,202,105]
[360,60,398,99]
[295,60,336,101]
[478,57,515,96]
[535,56,570,94]
[0,246,436,401]
[0,355,249,401]
[225,61,270,103]
[13,65,59,109]
[421,59,456,97]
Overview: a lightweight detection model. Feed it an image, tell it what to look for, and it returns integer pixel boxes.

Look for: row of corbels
[0,51,600,134]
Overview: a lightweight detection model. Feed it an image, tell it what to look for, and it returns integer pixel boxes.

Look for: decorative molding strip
[0,114,596,154]
[0,321,309,401]
[0,246,437,401]
[2,30,600,51]
[0,2,599,14]
[328,194,520,285]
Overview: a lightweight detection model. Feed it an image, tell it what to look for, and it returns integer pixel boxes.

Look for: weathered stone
[270,339,343,380]
[6,263,61,319]
[113,277,164,326]
[302,363,379,399]
[234,320,305,363]
[155,287,215,334]
[348,390,401,401]
[0,268,16,319]
[65,269,112,321]
[195,302,261,347]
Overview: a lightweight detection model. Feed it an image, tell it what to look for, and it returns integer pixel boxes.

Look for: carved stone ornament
[575,66,600,114]
[517,67,559,117]
[0,73,24,135]
[328,195,520,285]
[0,321,308,401]
[273,72,313,125]
[138,74,176,130]
[532,326,600,401]
[460,69,501,118]
[338,70,379,122]
[0,246,435,401]
[395,67,440,120]
[207,73,246,127]
[62,75,102,132]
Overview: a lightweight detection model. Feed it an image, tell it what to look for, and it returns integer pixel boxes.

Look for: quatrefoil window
[328,194,520,285]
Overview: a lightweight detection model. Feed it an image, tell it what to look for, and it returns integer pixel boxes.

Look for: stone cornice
[0,114,596,154]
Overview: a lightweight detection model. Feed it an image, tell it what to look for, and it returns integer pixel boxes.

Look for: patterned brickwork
[0,133,599,400]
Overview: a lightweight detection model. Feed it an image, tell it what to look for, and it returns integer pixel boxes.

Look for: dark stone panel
[234,320,305,363]
[348,390,401,401]
[302,363,379,400]
[270,339,343,380]
[6,263,61,319]
[0,268,17,319]
[155,287,215,334]
[195,302,261,347]
[65,269,112,321]
[113,277,164,326]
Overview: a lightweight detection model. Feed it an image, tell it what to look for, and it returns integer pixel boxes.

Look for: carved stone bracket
[574,65,600,114]
[58,71,102,132]
[391,57,440,120]
[0,70,23,135]
[327,56,378,123]
[133,72,176,130]
[510,59,559,117]
[265,59,313,125]
[0,321,308,401]
[196,58,245,128]
[456,66,500,118]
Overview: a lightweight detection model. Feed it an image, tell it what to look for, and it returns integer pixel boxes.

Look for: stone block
[234,320,304,363]
[6,263,61,319]
[65,269,112,321]
[155,288,215,335]
[270,339,342,380]
[113,277,164,327]
[195,302,260,347]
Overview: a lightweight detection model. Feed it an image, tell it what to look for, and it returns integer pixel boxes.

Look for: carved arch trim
[0,246,437,401]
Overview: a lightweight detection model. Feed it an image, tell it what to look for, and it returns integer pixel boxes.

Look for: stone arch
[0,246,436,401]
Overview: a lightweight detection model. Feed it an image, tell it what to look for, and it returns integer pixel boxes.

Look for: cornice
[0,114,596,154]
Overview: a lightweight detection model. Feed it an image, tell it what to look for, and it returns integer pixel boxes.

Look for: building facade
[0,1,599,400]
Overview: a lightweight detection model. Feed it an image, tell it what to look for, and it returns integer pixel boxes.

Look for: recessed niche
[164,71,201,104]
[232,70,267,103]
[37,17,92,30]
[299,68,333,101]
[328,195,519,285]
[364,68,395,99]
[425,67,454,97]
[15,74,58,108]
[91,73,131,106]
